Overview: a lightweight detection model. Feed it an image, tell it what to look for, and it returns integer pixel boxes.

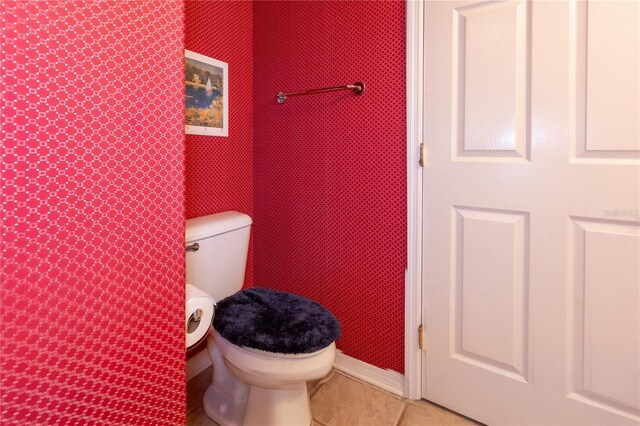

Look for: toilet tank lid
[186,211,252,242]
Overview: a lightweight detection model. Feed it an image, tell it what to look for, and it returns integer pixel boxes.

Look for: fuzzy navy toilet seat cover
[213,288,341,354]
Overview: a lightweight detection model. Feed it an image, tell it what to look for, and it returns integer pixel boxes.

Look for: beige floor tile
[187,366,212,416]
[186,405,220,426]
[311,372,405,426]
[399,400,480,426]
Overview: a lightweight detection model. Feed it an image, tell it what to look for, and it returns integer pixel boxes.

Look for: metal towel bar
[276,82,366,104]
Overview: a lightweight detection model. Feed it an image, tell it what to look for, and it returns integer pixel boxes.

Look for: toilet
[186,211,340,426]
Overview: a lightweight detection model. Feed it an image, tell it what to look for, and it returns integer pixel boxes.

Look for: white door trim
[404,0,424,401]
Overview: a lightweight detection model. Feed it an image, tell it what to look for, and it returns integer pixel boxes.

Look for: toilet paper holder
[187,308,204,334]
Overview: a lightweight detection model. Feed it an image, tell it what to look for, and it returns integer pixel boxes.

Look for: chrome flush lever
[185,242,200,252]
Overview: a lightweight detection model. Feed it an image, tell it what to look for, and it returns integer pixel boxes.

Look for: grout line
[395,403,409,426]
[310,369,335,424]
[309,368,335,399]
[309,382,321,399]
[186,403,202,418]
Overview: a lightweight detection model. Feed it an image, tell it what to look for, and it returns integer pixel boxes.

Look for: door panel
[581,2,639,154]
[452,206,529,381]
[422,1,640,424]
[569,219,640,414]
[452,1,530,159]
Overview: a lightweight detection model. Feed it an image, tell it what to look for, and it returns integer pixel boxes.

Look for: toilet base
[204,337,249,426]
[203,383,248,426]
[205,333,334,426]
[243,384,311,426]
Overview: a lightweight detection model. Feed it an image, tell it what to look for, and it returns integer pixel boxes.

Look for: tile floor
[187,367,481,426]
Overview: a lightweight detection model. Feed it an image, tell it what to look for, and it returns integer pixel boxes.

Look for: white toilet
[186,211,339,426]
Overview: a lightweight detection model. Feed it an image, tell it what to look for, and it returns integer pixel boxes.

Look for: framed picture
[185,49,228,137]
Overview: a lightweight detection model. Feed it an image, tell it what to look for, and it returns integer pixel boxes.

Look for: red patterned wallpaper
[253,1,407,373]
[1,1,185,424]
[185,1,254,287]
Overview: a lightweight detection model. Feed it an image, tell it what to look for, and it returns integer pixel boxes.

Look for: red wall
[1,1,185,424]
[253,1,407,373]
[185,1,253,287]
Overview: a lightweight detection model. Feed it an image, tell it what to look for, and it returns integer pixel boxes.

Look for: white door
[422,1,640,424]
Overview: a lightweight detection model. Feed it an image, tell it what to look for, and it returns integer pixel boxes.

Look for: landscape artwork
[185,50,228,136]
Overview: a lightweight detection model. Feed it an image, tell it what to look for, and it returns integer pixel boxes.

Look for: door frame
[404,0,424,400]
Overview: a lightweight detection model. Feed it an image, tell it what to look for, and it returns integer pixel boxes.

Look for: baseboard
[186,349,212,381]
[333,351,405,397]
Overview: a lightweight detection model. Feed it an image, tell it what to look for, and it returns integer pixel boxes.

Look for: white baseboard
[186,349,212,381]
[333,351,405,397]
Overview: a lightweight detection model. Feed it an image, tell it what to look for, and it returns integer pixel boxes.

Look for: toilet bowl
[204,286,340,426]
[204,331,336,426]
[214,331,336,389]
[186,212,340,426]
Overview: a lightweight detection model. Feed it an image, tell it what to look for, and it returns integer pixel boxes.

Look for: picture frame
[185,49,228,137]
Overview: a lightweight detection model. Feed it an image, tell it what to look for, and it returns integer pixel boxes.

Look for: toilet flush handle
[185,242,200,252]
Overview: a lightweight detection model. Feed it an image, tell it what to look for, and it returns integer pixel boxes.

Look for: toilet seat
[213,287,341,354]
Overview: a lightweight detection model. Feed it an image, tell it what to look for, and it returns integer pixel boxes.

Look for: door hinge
[419,143,425,167]
[418,324,424,350]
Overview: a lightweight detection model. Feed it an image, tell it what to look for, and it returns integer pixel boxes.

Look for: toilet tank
[186,211,252,302]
